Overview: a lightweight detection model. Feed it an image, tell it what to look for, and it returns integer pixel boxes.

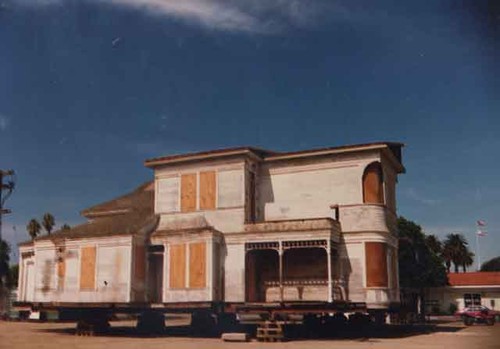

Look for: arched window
[363,162,384,204]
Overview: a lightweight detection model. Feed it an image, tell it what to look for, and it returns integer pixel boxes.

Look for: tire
[463,316,474,326]
[486,318,495,326]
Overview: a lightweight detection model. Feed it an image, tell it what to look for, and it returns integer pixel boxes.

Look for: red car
[455,305,497,326]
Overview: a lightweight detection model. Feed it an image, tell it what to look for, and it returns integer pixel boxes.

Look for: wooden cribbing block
[221,333,250,342]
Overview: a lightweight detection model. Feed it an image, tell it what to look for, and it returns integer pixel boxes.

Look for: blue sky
[1,0,499,267]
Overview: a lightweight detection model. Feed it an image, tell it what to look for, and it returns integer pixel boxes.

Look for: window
[464,293,481,307]
[363,162,384,204]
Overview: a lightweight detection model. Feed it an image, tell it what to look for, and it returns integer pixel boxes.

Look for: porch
[244,238,344,303]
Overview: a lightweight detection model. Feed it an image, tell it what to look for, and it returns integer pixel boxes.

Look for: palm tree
[459,251,475,272]
[442,246,453,273]
[425,235,442,256]
[42,213,55,235]
[443,233,471,273]
[27,219,41,240]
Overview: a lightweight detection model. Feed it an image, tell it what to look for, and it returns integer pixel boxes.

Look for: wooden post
[327,240,332,303]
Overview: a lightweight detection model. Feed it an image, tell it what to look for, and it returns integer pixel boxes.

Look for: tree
[61,224,71,231]
[459,251,474,272]
[443,233,472,273]
[398,217,447,317]
[481,256,500,271]
[6,264,18,289]
[0,239,10,287]
[425,234,442,256]
[27,219,41,240]
[42,213,55,235]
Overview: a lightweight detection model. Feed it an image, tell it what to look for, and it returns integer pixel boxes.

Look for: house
[17,142,405,316]
[17,182,156,304]
[426,272,500,313]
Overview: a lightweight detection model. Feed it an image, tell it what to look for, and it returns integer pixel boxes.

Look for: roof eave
[144,148,264,168]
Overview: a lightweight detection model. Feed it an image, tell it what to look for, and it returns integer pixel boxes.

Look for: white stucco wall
[155,159,247,233]
[427,287,500,313]
[19,236,133,304]
[224,243,246,302]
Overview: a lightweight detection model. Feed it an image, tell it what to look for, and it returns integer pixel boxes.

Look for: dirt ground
[1,317,499,349]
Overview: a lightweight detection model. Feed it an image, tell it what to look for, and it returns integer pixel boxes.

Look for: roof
[144,142,405,170]
[20,181,157,245]
[144,146,276,168]
[81,181,154,218]
[448,272,500,287]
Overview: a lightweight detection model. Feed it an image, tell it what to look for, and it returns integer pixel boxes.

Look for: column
[327,240,332,303]
[279,242,284,303]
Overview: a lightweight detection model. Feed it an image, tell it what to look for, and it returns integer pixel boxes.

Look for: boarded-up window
[181,173,197,212]
[80,246,96,290]
[365,242,388,287]
[189,242,206,288]
[199,171,216,210]
[169,244,186,288]
[156,177,179,213]
[134,245,146,282]
[363,162,384,204]
[57,259,65,290]
[218,170,243,208]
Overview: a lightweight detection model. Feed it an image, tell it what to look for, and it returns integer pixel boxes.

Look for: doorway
[147,246,164,304]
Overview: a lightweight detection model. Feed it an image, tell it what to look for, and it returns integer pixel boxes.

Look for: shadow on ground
[37,320,466,341]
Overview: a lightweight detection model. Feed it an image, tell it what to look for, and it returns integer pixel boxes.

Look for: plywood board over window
[57,259,65,290]
[199,171,216,210]
[189,242,206,288]
[181,173,197,212]
[363,162,384,204]
[365,242,388,287]
[80,246,96,290]
[169,244,186,288]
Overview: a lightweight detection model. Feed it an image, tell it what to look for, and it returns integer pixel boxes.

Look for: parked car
[455,306,497,326]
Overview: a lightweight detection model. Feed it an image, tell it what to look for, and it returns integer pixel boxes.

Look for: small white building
[426,272,500,313]
[17,142,405,314]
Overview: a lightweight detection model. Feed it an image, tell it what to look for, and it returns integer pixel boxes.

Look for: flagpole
[476,229,481,271]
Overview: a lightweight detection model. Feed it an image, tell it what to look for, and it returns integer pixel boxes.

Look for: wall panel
[218,170,243,208]
[157,177,179,213]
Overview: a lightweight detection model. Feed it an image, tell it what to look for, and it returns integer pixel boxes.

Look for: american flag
[477,230,487,237]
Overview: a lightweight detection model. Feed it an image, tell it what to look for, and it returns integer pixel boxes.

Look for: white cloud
[16,0,332,33]
[0,115,9,131]
[405,187,441,206]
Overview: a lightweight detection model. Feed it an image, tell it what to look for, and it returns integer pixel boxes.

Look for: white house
[18,142,405,316]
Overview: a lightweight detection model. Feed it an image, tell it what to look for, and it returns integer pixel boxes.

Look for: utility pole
[0,169,15,242]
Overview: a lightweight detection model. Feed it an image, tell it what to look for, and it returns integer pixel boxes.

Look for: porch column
[279,241,284,303]
[326,240,332,303]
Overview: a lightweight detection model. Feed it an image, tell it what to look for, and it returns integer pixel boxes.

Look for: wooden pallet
[256,321,284,342]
